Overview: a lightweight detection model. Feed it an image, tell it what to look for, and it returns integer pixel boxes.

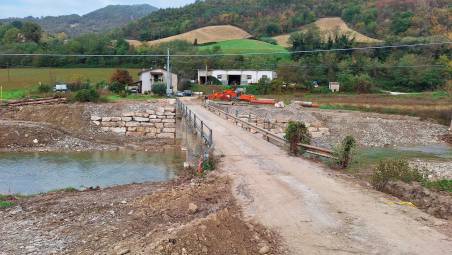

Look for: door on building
[228,75,241,85]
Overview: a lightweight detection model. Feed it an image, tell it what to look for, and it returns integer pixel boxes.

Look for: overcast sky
[0,0,195,18]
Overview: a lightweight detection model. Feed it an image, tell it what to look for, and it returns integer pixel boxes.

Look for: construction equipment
[208,89,237,101]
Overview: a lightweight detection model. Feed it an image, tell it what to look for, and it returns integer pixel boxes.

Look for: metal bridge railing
[205,100,336,159]
[176,99,213,147]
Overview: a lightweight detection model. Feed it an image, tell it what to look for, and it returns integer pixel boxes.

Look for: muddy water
[0,150,185,195]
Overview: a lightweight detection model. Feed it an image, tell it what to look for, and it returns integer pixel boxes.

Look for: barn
[198,69,277,86]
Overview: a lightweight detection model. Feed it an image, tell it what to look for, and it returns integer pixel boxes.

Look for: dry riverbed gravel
[0,174,282,255]
[227,103,448,148]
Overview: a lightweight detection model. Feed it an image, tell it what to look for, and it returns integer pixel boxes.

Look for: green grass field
[0,68,141,91]
[198,39,289,56]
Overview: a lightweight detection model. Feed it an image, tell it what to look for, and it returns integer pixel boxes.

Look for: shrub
[74,88,100,102]
[444,81,452,97]
[259,37,277,45]
[334,136,357,168]
[110,69,133,85]
[152,83,167,96]
[67,80,90,92]
[371,159,425,191]
[37,83,52,93]
[257,77,272,94]
[0,201,15,208]
[95,80,109,89]
[423,179,452,193]
[354,74,374,94]
[108,81,126,94]
[284,121,311,155]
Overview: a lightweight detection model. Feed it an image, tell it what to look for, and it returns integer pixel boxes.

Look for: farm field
[0,68,141,91]
[198,39,289,55]
[273,17,382,47]
[127,25,252,47]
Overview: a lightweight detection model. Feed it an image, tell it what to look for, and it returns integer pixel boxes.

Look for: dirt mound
[127,25,252,47]
[0,101,177,152]
[385,181,452,220]
[273,17,382,47]
[0,174,282,254]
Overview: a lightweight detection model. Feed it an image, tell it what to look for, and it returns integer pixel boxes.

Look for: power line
[0,42,450,58]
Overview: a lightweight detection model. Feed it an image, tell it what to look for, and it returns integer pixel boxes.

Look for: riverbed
[0,149,185,195]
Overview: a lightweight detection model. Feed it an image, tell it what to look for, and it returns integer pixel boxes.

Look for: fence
[204,100,336,159]
[176,98,213,148]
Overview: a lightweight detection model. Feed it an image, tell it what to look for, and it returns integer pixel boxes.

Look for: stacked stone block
[90,106,176,139]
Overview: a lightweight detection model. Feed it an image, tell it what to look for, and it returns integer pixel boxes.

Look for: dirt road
[185,101,452,254]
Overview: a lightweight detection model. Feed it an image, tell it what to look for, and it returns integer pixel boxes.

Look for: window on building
[217,75,222,79]
[262,75,268,79]
[246,75,252,80]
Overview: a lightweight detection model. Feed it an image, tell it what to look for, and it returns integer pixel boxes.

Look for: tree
[391,12,414,34]
[110,69,133,85]
[21,22,42,43]
[2,28,20,44]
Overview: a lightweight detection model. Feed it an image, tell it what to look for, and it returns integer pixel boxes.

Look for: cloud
[0,0,194,18]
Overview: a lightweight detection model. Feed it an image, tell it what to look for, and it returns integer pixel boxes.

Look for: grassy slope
[198,39,289,55]
[0,68,141,91]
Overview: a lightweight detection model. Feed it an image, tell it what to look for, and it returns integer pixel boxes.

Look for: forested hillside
[122,0,451,41]
[1,5,158,37]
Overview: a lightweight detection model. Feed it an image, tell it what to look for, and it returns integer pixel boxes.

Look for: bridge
[177,98,452,254]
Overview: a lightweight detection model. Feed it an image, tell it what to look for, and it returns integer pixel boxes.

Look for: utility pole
[166,48,172,96]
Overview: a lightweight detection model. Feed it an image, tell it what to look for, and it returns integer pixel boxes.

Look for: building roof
[198,69,275,71]
[139,68,175,75]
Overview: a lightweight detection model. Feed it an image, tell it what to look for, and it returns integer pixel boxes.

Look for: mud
[384,181,452,220]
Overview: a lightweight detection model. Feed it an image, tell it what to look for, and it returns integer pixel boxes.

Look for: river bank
[0,173,282,255]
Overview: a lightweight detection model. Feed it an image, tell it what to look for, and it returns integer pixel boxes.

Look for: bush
[152,83,167,96]
[259,37,277,45]
[423,179,452,193]
[37,83,52,93]
[284,121,311,155]
[67,80,90,92]
[95,80,109,89]
[371,159,425,191]
[334,136,357,168]
[108,82,126,94]
[110,69,133,85]
[354,74,374,94]
[444,81,452,97]
[257,77,272,94]
[74,88,100,102]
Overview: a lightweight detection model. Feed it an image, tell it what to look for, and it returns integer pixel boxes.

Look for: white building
[139,68,178,94]
[198,69,277,86]
[329,82,340,92]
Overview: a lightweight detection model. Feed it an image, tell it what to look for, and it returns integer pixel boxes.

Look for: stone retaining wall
[90,106,176,138]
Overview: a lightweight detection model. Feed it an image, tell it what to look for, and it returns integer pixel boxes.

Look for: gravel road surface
[184,99,452,254]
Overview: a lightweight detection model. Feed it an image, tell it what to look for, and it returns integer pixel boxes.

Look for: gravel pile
[227,104,448,148]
